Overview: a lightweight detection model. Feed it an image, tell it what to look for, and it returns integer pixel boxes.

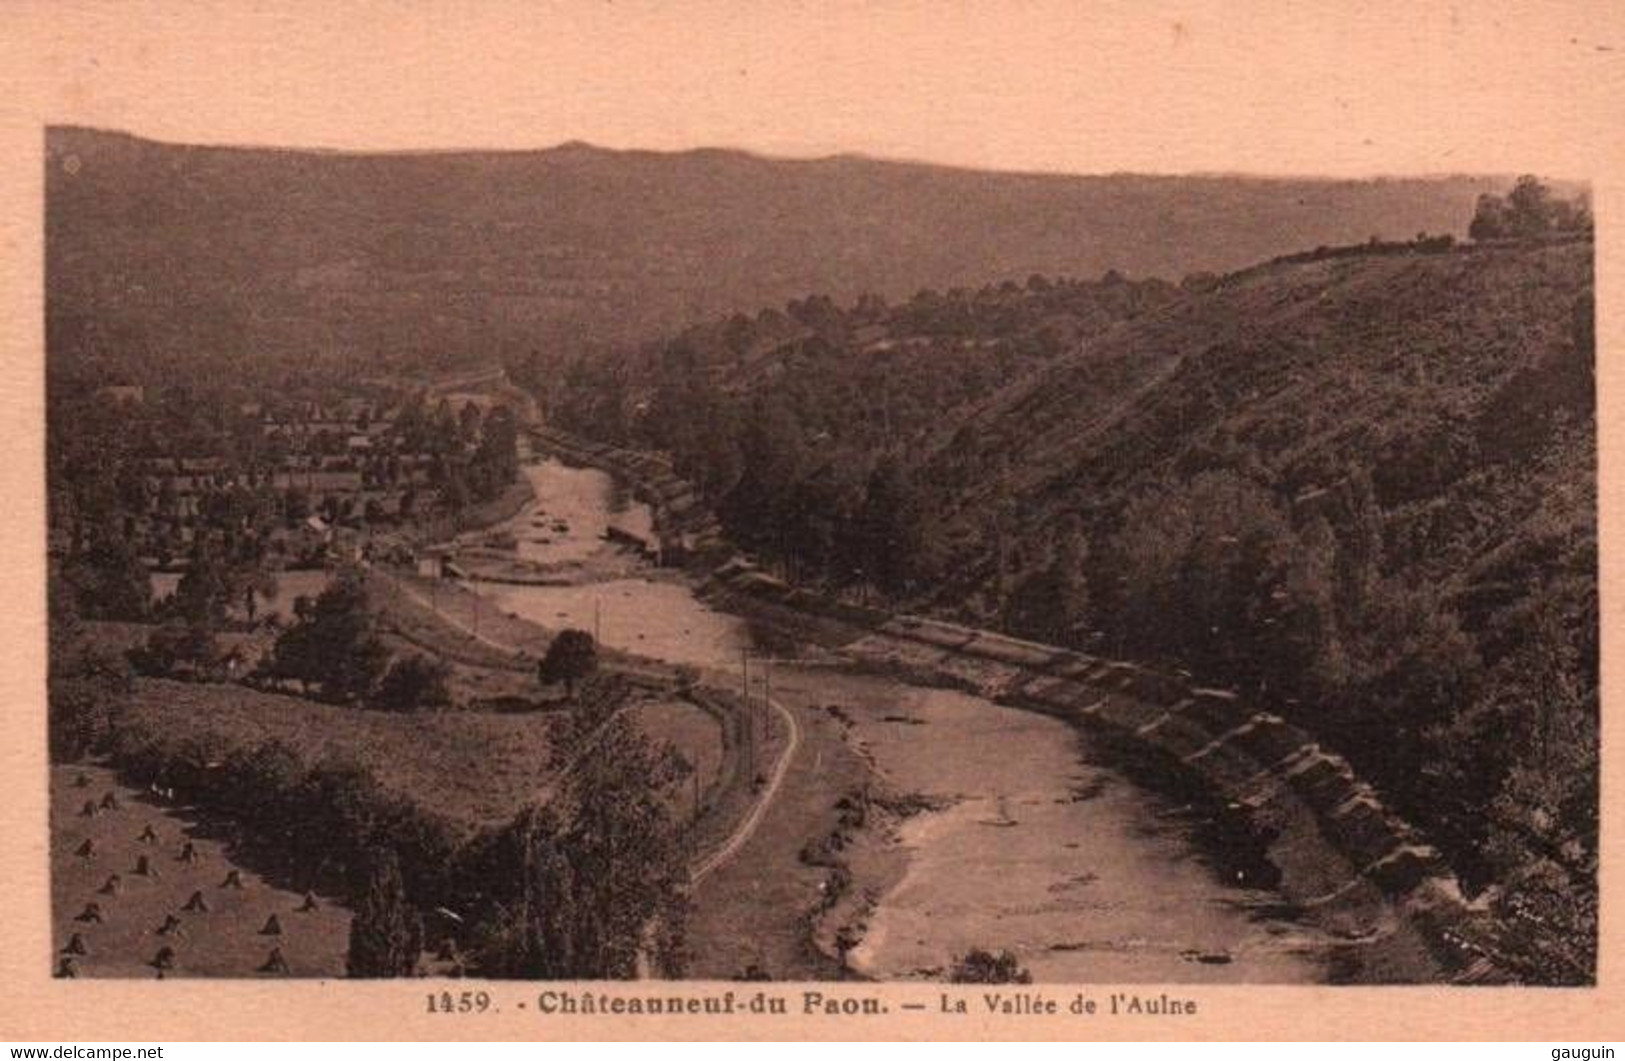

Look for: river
[460,457,1330,982]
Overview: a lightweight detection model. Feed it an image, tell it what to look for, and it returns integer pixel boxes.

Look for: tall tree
[48,574,132,762]
[478,711,689,978]
[374,654,453,713]
[173,543,232,625]
[346,849,424,978]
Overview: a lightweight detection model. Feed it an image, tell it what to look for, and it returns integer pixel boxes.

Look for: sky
[7,0,1624,178]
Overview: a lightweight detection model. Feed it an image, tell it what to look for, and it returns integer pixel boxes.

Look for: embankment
[411,477,537,549]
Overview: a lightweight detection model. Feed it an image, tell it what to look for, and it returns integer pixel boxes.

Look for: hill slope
[936,239,1598,982]
[47,126,1503,383]
[924,240,1593,580]
[559,236,1596,981]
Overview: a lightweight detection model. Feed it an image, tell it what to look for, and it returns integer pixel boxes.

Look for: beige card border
[1,0,1622,1041]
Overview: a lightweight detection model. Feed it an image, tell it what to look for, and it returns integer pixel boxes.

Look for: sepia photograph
[42,136,1598,987]
[4,0,1622,1045]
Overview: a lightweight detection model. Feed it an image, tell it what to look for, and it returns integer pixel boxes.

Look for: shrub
[373,654,453,713]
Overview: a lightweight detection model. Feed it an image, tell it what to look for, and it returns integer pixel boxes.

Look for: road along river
[450,457,1335,982]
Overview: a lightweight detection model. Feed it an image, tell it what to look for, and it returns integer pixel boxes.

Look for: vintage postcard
[1,0,1622,1043]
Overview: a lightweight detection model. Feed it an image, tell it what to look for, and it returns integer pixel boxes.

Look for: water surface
[470,457,1331,982]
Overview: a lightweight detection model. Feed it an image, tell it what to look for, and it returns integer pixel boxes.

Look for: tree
[62,532,149,621]
[48,575,132,762]
[858,457,935,595]
[172,545,232,626]
[241,564,279,623]
[1468,194,1507,241]
[284,487,310,526]
[1103,472,1300,693]
[1470,176,1592,241]
[719,397,805,560]
[470,405,520,501]
[374,654,453,713]
[1004,516,1090,646]
[458,401,484,445]
[1506,174,1554,238]
[470,708,689,978]
[538,629,598,699]
[346,848,424,978]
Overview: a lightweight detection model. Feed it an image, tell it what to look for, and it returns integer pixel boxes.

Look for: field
[117,673,724,828]
[51,764,352,979]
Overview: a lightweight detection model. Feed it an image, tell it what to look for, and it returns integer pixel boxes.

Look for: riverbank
[704,566,1487,984]
[361,552,797,914]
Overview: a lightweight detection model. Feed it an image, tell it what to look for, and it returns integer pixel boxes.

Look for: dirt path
[51,765,351,979]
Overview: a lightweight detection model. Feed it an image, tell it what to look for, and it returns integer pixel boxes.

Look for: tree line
[1468,175,1592,242]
